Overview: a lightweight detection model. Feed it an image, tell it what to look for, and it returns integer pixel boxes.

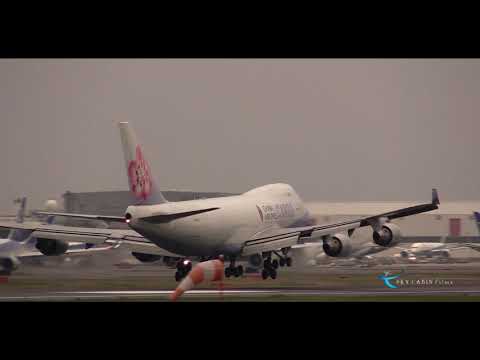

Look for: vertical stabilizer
[14,197,27,223]
[118,122,167,205]
[8,197,32,242]
[474,212,480,235]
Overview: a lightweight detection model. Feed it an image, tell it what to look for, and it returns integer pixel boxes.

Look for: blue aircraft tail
[13,197,27,223]
[474,212,480,234]
[8,197,33,242]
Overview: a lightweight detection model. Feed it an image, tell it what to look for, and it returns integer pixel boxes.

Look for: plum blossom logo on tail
[128,146,152,200]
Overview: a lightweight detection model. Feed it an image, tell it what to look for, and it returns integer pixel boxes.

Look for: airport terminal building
[62,190,237,216]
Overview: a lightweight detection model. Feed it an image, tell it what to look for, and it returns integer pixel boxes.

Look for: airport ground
[2,250,480,301]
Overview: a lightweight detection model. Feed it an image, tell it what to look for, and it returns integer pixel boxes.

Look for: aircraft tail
[118,122,167,205]
[8,197,33,242]
[474,211,480,235]
[14,197,27,223]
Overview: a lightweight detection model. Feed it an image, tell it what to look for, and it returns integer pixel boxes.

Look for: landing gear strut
[225,257,244,278]
[261,249,293,280]
[175,259,192,282]
[261,256,277,279]
[274,250,292,267]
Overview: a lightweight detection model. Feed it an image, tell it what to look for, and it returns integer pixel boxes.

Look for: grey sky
[0,59,479,212]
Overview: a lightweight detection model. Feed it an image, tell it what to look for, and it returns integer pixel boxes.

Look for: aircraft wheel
[272,259,279,269]
[286,257,292,267]
[237,265,244,277]
[279,258,286,267]
[261,269,269,280]
[225,267,231,278]
[270,269,277,279]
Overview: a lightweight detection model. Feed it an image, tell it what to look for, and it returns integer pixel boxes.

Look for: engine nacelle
[435,250,450,258]
[400,250,410,258]
[0,256,20,273]
[131,252,162,263]
[35,238,69,256]
[323,233,353,257]
[373,223,402,247]
[248,254,263,268]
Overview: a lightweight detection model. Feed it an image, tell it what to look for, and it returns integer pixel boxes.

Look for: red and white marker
[170,259,224,301]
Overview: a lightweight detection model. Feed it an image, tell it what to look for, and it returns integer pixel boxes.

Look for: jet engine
[373,223,402,247]
[400,250,410,258]
[248,254,263,268]
[0,256,20,274]
[35,238,69,256]
[323,233,353,257]
[131,252,162,263]
[435,250,450,258]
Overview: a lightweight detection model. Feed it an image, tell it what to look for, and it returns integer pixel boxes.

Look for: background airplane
[0,197,114,274]
[391,212,480,262]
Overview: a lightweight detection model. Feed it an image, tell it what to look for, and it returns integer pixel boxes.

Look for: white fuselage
[400,242,449,258]
[0,228,35,253]
[410,242,445,252]
[126,183,316,257]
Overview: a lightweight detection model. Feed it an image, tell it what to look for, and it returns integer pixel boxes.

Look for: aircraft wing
[34,211,126,223]
[0,222,181,258]
[241,189,440,256]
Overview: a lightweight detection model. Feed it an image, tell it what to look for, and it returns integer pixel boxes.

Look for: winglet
[432,188,440,206]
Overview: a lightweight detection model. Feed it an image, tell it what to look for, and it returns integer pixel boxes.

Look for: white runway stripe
[2,288,480,301]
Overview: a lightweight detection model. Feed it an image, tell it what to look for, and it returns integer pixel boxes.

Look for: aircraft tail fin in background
[118,122,168,206]
[8,197,33,242]
[14,197,27,224]
[474,211,480,234]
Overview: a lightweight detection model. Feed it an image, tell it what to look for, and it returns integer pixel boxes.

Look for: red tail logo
[128,146,153,200]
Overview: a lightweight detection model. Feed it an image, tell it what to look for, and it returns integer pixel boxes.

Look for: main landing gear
[225,257,244,278]
[175,259,192,282]
[261,249,293,280]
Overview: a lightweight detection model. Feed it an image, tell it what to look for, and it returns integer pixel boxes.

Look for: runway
[2,257,480,301]
[3,288,480,301]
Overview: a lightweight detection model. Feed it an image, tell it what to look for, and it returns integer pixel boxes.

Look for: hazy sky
[0,59,479,212]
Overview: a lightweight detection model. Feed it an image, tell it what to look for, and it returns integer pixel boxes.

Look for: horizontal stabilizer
[35,211,126,223]
[139,207,220,224]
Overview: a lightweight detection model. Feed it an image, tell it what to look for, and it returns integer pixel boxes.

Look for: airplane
[0,197,113,274]
[0,122,441,281]
[389,212,480,262]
